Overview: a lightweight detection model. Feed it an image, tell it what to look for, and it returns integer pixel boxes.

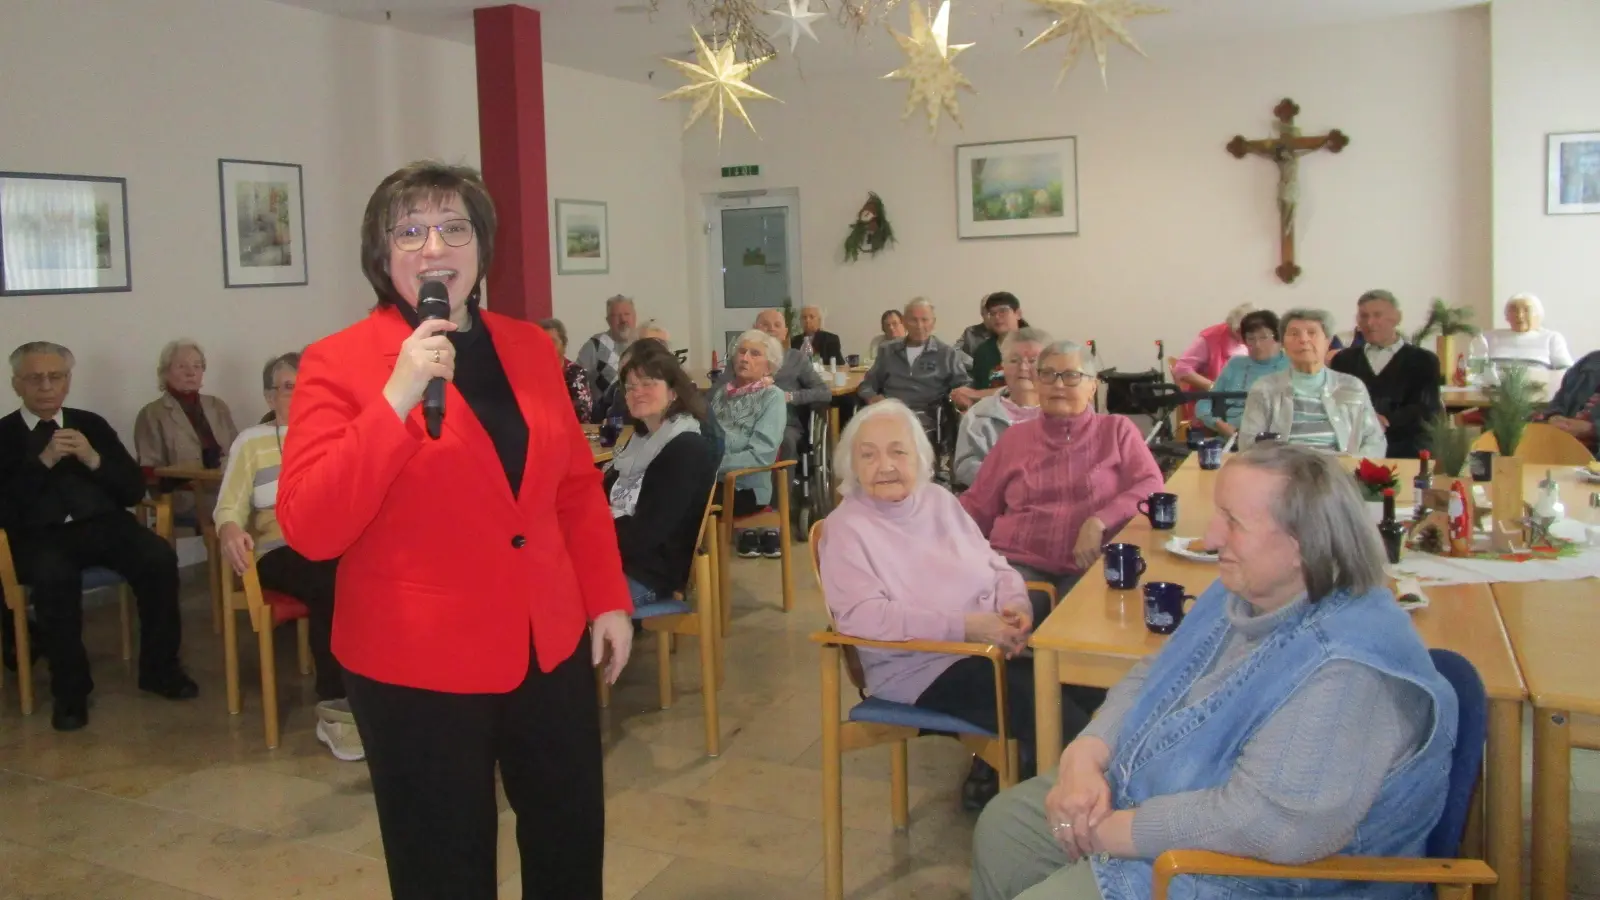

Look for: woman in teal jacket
[711,329,789,558]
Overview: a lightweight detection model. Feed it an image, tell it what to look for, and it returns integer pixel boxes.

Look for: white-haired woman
[822,399,1104,809]
[1174,303,1255,391]
[1238,309,1386,456]
[973,443,1458,900]
[135,339,240,518]
[1468,293,1574,385]
[953,327,1050,488]
[713,329,788,559]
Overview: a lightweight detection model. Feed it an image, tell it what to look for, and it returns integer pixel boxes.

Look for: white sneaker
[314,700,365,761]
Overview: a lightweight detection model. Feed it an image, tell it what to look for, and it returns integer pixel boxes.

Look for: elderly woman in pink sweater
[961,341,1165,601]
[1174,303,1255,391]
[821,399,1103,810]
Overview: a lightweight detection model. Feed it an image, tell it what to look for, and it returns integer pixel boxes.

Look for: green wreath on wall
[843,192,895,262]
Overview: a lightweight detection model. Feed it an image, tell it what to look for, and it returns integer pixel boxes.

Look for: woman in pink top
[961,341,1165,600]
[821,400,1103,809]
[1174,303,1255,390]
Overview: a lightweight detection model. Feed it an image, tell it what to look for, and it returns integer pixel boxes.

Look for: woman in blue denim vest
[972,443,1458,900]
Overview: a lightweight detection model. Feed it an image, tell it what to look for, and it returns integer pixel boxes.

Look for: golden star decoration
[1023,0,1167,88]
[659,29,781,143]
[883,0,975,135]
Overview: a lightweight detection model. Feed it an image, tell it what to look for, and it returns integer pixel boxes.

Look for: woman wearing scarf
[135,338,240,515]
[711,330,789,559]
[603,341,718,606]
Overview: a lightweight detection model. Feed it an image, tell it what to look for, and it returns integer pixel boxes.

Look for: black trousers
[345,640,604,900]
[8,512,182,701]
[255,546,342,700]
[914,656,1106,773]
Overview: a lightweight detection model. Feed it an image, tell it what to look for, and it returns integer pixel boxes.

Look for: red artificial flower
[1355,459,1399,489]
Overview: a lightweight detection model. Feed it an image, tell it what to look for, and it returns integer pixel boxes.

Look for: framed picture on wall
[1547,132,1600,215]
[218,159,308,287]
[955,137,1080,239]
[0,171,131,296]
[554,198,609,275]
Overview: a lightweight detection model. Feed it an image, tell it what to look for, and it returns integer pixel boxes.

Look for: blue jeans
[626,577,660,610]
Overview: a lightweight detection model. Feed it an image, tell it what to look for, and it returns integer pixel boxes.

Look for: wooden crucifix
[1227,98,1350,284]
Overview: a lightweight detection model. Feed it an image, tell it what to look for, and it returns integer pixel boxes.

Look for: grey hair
[260,352,301,391]
[1225,302,1256,332]
[733,329,784,372]
[1279,308,1335,340]
[834,399,935,496]
[1038,339,1100,378]
[1505,292,1544,319]
[157,338,206,392]
[1000,327,1053,357]
[537,318,568,349]
[1226,443,1386,603]
[904,297,935,316]
[605,294,634,314]
[637,320,670,342]
[10,341,75,374]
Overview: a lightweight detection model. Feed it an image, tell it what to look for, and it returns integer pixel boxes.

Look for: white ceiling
[269,0,1485,84]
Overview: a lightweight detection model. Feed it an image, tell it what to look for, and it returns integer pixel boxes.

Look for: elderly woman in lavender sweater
[973,444,1457,900]
[821,400,1104,810]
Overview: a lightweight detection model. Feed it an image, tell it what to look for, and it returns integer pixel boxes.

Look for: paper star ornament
[768,0,826,54]
[883,0,975,134]
[659,29,781,143]
[1023,0,1167,88]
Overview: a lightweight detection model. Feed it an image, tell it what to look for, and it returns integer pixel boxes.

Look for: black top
[792,330,844,365]
[0,408,147,535]
[450,313,529,498]
[603,430,718,595]
[1329,343,1441,459]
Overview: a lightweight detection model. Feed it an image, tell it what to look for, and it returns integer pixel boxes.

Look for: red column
[474,4,551,322]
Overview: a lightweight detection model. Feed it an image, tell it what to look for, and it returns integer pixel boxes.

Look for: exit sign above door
[721,165,760,178]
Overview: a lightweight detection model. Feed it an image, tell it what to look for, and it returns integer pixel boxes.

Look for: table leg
[1484,697,1522,900]
[1035,649,1062,774]
[1531,707,1571,900]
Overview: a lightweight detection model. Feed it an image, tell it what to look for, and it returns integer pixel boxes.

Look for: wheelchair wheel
[796,503,812,540]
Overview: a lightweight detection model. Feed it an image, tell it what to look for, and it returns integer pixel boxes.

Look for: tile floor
[1,553,1598,899]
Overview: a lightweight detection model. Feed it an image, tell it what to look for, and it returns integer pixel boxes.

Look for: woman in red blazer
[277,161,632,900]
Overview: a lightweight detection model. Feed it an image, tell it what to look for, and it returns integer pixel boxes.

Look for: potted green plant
[1409,298,1480,383]
[1485,364,1538,458]
[1422,410,1471,479]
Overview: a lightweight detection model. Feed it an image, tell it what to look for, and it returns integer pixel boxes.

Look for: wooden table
[152,465,224,484]
[826,369,866,447]
[1441,386,1548,411]
[1029,455,1527,899]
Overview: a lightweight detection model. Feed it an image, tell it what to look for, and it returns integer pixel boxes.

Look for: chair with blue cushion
[1152,648,1496,900]
[808,519,1057,900]
[0,496,173,715]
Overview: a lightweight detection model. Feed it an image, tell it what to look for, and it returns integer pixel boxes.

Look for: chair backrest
[809,519,870,692]
[1426,648,1487,858]
[1470,422,1593,466]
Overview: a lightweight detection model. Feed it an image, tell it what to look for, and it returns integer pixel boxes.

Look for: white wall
[680,8,1492,373]
[1491,0,1600,357]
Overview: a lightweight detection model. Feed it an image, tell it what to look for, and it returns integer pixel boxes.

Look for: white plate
[1576,467,1600,484]
[1385,570,1430,613]
[1164,536,1218,563]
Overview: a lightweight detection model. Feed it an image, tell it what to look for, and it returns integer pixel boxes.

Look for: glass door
[706,191,801,366]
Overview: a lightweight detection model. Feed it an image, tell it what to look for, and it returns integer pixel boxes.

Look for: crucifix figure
[1227,98,1350,283]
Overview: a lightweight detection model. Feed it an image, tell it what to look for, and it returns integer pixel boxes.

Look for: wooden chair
[0,496,173,715]
[716,459,797,635]
[221,553,312,750]
[597,490,725,757]
[1166,357,1196,442]
[1151,650,1495,900]
[1470,422,1593,466]
[808,519,1058,900]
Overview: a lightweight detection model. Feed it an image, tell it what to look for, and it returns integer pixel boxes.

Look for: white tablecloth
[1393,520,1600,585]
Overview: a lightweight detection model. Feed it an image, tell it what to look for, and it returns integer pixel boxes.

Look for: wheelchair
[791,406,834,540]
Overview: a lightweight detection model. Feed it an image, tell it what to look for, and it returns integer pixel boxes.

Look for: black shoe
[139,669,199,700]
[736,529,761,559]
[51,698,88,732]
[961,757,1000,811]
[759,528,783,559]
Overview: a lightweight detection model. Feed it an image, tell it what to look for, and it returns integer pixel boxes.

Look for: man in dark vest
[0,341,196,731]
[1329,290,1441,459]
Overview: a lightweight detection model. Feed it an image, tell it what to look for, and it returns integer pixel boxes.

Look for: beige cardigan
[134,393,239,520]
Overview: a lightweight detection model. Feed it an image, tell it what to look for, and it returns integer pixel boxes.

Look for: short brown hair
[618,340,707,429]
[360,161,497,309]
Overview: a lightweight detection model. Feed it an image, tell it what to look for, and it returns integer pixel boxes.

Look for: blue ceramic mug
[1103,543,1146,590]
[1143,582,1196,635]
[1136,492,1179,530]
[1198,438,1223,470]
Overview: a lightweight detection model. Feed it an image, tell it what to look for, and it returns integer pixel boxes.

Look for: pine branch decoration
[844,192,896,262]
[1423,410,1471,478]
[1410,297,1481,343]
[1485,364,1539,457]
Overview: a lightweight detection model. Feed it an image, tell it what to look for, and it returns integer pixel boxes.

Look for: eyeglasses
[1004,355,1041,368]
[391,218,474,252]
[18,372,68,387]
[1036,368,1093,386]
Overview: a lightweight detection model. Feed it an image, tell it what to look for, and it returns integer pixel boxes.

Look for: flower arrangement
[1354,459,1400,502]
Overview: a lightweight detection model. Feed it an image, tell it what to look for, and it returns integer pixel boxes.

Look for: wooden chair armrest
[809,629,1003,661]
[0,529,19,610]
[1151,851,1495,900]
[1024,581,1058,610]
[722,460,798,482]
[135,494,174,542]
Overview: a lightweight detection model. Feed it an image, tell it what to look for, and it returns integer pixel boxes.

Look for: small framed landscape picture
[218,159,308,287]
[555,198,609,275]
[1547,132,1600,215]
[0,171,131,296]
[955,137,1079,239]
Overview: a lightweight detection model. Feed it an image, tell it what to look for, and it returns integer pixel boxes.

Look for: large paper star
[659,29,781,144]
[883,0,975,134]
[1023,0,1167,88]
[767,0,825,53]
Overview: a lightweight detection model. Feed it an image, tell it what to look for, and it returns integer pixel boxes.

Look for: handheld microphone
[417,280,450,440]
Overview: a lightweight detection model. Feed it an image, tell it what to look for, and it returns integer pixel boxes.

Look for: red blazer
[278,306,630,693]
